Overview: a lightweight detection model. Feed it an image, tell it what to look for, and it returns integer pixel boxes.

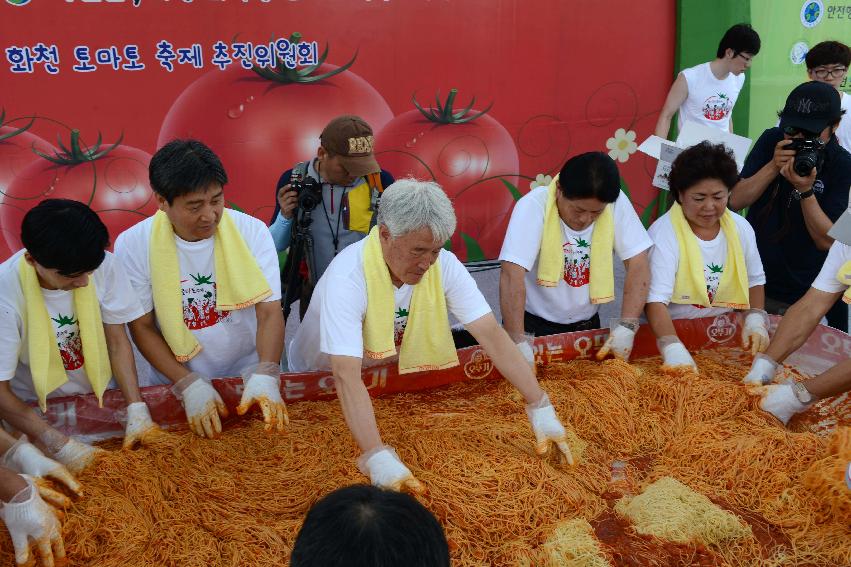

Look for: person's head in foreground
[805,40,850,91]
[376,178,456,286]
[21,198,109,291]
[668,141,739,233]
[149,138,229,242]
[556,151,621,231]
[290,484,450,567]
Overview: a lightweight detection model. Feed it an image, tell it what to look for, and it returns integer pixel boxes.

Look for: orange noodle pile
[0,349,849,566]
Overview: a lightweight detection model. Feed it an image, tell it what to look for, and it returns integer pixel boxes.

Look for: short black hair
[557,151,621,203]
[21,199,109,276]
[668,141,739,203]
[716,23,760,58]
[805,40,851,69]
[290,484,450,567]
[149,139,228,205]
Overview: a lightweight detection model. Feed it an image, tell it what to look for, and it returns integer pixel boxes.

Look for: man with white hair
[287,178,576,492]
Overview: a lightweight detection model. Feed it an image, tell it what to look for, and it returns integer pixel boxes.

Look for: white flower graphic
[606,128,638,163]
[530,173,553,190]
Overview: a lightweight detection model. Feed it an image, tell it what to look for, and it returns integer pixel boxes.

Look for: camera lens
[793,151,818,177]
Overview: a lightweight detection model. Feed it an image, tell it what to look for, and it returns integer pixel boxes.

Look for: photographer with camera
[729,81,851,331]
[269,116,394,318]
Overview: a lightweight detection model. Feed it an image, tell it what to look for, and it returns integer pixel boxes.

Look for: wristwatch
[792,381,814,404]
[793,187,815,200]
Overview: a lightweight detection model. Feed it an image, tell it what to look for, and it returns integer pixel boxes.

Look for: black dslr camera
[785,138,826,177]
[290,172,322,212]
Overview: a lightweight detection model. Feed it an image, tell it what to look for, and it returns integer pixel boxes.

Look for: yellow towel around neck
[536,175,615,303]
[670,203,749,309]
[19,258,111,411]
[150,209,272,362]
[836,260,851,304]
[362,227,459,374]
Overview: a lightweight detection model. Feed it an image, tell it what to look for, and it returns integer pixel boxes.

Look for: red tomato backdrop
[0,0,674,262]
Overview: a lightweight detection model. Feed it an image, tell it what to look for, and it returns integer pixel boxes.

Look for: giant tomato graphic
[0,130,157,251]
[375,89,519,262]
[157,38,393,220]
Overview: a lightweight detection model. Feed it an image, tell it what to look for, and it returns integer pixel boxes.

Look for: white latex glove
[3,437,81,496]
[526,393,575,465]
[742,309,770,355]
[236,365,288,432]
[0,477,65,567]
[52,438,104,476]
[122,402,165,449]
[596,319,639,361]
[172,373,229,439]
[758,383,812,425]
[658,336,698,371]
[516,341,535,366]
[358,446,425,494]
[742,354,779,386]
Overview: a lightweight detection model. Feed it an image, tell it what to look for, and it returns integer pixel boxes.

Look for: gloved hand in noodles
[122,401,167,449]
[755,383,814,425]
[742,353,779,386]
[358,446,426,494]
[596,318,639,361]
[526,393,575,465]
[741,308,770,356]
[236,362,289,432]
[50,437,105,476]
[658,335,698,371]
[2,435,81,497]
[0,472,65,567]
[172,372,229,439]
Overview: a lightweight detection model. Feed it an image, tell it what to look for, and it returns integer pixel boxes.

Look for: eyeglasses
[812,66,848,79]
[783,125,820,138]
[735,53,753,63]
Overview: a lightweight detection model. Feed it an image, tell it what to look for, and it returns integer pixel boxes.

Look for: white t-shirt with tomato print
[0,250,145,402]
[811,239,851,294]
[646,210,765,319]
[115,209,281,382]
[498,187,653,325]
[287,237,492,373]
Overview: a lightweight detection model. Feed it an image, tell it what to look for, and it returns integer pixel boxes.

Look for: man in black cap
[270,115,395,317]
[730,81,851,330]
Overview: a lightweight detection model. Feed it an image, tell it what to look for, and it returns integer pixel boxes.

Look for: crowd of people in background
[1,23,850,567]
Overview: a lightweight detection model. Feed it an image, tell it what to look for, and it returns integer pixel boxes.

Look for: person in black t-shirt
[729,81,851,331]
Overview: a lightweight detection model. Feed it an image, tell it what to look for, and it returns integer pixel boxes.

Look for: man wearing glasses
[805,41,850,152]
[654,23,761,139]
[730,82,851,331]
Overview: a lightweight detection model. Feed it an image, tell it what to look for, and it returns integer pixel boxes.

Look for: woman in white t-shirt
[646,142,769,371]
[742,236,851,425]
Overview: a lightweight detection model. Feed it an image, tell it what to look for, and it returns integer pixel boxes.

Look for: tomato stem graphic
[0,108,35,142]
[413,88,493,125]
[34,129,124,166]
[251,32,357,84]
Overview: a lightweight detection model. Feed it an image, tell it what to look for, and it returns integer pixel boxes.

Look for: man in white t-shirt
[654,23,761,139]
[0,199,160,479]
[742,232,851,425]
[804,41,851,153]
[499,152,652,361]
[288,179,576,493]
[116,140,286,439]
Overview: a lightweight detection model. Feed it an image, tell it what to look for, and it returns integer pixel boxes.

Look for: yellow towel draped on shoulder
[150,210,272,362]
[19,259,111,411]
[670,203,749,309]
[535,175,615,303]
[835,260,851,304]
[362,227,459,374]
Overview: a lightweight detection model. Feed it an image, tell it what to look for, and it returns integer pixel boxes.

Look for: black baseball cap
[778,81,841,134]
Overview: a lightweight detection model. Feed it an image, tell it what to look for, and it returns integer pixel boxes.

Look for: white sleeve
[244,217,282,302]
[613,191,653,260]
[96,253,146,325]
[0,297,23,382]
[113,228,154,314]
[319,275,367,358]
[737,217,766,287]
[498,191,545,271]
[646,219,679,305]
[811,241,851,293]
[440,252,492,326]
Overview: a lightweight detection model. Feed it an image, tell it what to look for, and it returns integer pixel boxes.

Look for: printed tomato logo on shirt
[52,313,83,371]
[563,237,590,288]
[702,93,733,121]
[182,273,231,330]
[393,306,409,346]
[692,263,723,309]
